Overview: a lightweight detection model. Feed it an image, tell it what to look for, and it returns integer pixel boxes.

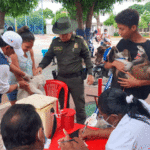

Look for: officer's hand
[36,67,43,75]
[87,75,94,85]
[18,81,30,90]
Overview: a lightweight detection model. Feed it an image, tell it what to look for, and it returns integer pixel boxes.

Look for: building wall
[46,24,53,34]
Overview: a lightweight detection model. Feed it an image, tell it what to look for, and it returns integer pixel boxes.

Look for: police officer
[0,31,31,104]
[36,17,94,124]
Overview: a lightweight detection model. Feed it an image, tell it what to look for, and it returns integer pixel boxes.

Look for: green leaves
[0,0,38,17]
[103,14,116,26]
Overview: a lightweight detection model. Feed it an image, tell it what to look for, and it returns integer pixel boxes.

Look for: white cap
[1,31,24,56]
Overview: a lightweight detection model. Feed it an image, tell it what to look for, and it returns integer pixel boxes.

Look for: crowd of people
[0,8,150,150]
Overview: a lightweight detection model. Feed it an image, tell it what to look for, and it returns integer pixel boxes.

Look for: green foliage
[143,2,150,12]
[53,0,126,22]
[51,11,68,25]
[113,21,118,29]
[141,33,149,37]
[0,0,38,17]
[139,10,150,29]
[114,32,119,36]
[43,8,54,19]
[35,8,54,19]
[62,3,87,22]
[103,14,116,26]
[129,4,144,15]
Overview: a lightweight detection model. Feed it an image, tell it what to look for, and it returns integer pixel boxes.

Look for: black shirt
[111,39,150,100]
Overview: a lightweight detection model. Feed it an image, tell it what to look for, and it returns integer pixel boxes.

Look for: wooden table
[44,123,108,150]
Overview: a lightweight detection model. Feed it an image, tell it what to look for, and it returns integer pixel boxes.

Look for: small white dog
[17,74,46,100]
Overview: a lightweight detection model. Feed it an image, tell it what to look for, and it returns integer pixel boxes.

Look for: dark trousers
[57,76,86,124]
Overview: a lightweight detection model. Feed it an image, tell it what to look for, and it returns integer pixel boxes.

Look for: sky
[38,0,149,22]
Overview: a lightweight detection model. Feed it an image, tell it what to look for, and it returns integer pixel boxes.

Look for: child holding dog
[104,8,150,100]
[63,8,150,149]
[7,26,37,105]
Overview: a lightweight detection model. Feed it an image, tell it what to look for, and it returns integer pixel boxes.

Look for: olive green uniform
[39,34,93,124]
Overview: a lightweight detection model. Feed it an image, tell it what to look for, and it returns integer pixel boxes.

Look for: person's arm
[80,38,94,85]
[118,72,150,88]
[10,54,24,82]
[79,127,114,140]
[10,63,25,77]
[59,129,88,150]
[7,81,30,93]
[10,54,34,94]
[104,60,125,72]
[30,49,37,76]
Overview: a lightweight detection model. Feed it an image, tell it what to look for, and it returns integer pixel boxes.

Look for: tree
[143,2,150,12]
[43,8,54,19]
[103,14,116,26]
[51,10,68,25]
[53,0,141,42]
[0,0,38,32]
[129,4,144,15]
[139,10,150,30]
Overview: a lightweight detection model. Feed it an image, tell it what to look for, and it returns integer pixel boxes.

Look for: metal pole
[41,0,44,34]
[14,18,17,32]
[25,15,27,26]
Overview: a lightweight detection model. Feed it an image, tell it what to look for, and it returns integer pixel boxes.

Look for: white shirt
[0,48,10,94]
[106,100,150,150]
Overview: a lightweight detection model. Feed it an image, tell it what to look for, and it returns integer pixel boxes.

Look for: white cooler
[16,94,57,138]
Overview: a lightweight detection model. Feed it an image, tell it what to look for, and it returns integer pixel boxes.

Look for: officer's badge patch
[74,43,78,48]
[54,46,63,51]
[83,40,88,48]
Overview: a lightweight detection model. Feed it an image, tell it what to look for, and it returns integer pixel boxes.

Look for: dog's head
[108,46,131,62]
[31,74,46,88]
[95,46,108,64]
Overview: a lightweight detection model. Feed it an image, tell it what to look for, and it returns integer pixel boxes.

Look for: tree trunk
[75,0,84,37]
[0,11,5,34]
[85,2,95,42]
[96,13,100,28]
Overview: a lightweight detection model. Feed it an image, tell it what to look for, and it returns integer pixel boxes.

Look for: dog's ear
[122,49,131,61]
[108,46,117,62]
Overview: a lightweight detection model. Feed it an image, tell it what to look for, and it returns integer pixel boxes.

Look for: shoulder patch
[76,35,83,39]
[83,40,88,48]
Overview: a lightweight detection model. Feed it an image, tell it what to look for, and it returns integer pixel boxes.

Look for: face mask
[98,114,116,128]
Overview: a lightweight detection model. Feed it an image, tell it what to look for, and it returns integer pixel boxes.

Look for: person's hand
[36,67,43,75]
[79,127,97,140]
[118,72,140,88]
[87,75,94,85]
[60,137,88,150]
[23,73,33,81]
[112,60,125,72]
[58,129,88,150]
[18,81,30,90]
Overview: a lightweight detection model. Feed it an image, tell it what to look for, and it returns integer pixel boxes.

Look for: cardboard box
[16,94,57,138]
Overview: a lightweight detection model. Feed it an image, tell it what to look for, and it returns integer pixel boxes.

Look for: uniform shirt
[39,34,93,75]
[0,48,10,94]
[106,99,150,150]
[111,39,150,99]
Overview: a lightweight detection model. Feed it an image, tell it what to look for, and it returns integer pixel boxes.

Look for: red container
[61,108,76,130]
